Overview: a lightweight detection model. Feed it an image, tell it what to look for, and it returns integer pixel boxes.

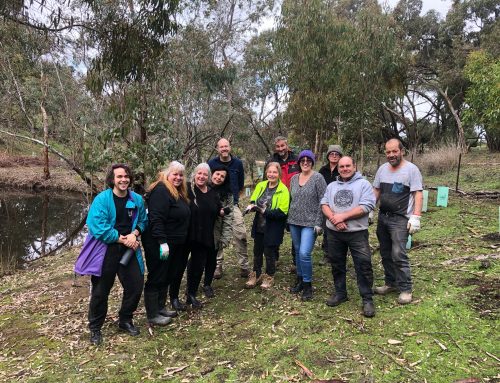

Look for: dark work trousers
[186,242,212,295]
[88,243,144,330]
[253,232,278,277]
[327,228,374,303]
[321,218,329,257]
[203,246,218,287]
[168,244,190,302]
[144,242,172,293]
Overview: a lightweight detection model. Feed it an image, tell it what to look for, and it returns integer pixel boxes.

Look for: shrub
[414,144,461,176]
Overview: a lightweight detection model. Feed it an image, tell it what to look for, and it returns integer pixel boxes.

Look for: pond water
[0,189,88,274]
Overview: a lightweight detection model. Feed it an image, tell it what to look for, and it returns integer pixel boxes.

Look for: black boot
[144,291,172,326]
[289,276,303,294]
[186,293,203,309]
[157,288,178,317]
[301,282,313,301]
[171,298,187,311]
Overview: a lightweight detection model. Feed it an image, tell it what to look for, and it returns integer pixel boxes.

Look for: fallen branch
[294,359,315,378]
[441,253,500,266]
[376,349,414,372]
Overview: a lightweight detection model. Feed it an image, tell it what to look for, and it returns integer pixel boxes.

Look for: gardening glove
[159,242,170,260]
[314,226,323,236]
[407,215,421,234]
[368,211,374,225]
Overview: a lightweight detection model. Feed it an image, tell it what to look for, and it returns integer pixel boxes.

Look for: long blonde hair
[147,161,189,202]
[190,162,211,206]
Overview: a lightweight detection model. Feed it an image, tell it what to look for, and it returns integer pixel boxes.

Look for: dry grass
[412,144,462,176]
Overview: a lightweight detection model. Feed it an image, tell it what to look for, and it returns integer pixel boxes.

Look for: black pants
[186,242,212,295]
[203,246,218,287]
[169,244,190,302]
[253,232,278,277]
[88,244,143,330]
[327,229,374,302]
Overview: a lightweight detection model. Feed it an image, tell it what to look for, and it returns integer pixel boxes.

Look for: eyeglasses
[329,152,341,157]
[300,158,312,164]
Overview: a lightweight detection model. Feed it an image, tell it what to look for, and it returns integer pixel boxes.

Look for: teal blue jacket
[86,188,148,274]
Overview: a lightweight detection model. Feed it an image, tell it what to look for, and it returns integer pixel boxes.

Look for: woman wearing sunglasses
[287,150,327,301]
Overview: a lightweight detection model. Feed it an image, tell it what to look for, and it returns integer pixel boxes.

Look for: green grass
[0,151,499,382]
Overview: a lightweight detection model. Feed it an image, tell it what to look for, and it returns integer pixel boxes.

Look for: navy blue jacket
[208,155,244,205]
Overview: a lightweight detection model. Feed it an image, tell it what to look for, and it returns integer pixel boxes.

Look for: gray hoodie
[320,172,376,232]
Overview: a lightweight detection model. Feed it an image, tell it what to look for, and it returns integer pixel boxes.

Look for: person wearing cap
[318,145,343,265]
[287,150,327,301]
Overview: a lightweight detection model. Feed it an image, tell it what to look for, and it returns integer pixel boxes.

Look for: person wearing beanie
[287,150,327,301]
[318,144,343,265]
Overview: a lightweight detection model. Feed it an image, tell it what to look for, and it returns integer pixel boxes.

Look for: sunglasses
[300,158,313,164]
[329,152,341,157]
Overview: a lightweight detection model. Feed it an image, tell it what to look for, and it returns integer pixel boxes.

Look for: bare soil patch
[461,277,500,319]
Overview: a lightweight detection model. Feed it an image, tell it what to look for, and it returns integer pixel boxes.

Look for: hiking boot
[240,268,250,278]
[260,274,274,290]
[148,315,172,326]
[301,282,313,301]
[374,285,397,295]
[325,294,349,307]
[362,301,376,318]
[289,277,303,294]
[90,330,102,346]
[245,271,262,289]
[203,285,215,298]
[213,265,223,279]
[398,291,413,305]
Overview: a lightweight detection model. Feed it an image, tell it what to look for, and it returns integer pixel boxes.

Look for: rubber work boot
[289,276,303,294]
[171,298,187,311]
[158,288,178,317]
[397,291,413,305]
[301,282,313,301]
[245,271,262,289]
[374,285,397,295]
[260,274,274,290]
[158,308,178,318]
[90,330,102,346]
[213,265,223,279]
[144,291,172,326]
[325,294,349,307]
[362,301,376,317]
[118,321,140,336]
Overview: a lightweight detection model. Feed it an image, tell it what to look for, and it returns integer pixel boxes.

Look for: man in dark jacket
[318,144,343,265]
[266,136,300,188]
[208,138,250,278]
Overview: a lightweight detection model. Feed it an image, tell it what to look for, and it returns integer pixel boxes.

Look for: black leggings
[203,246,218,287]
[186,242,212,295]
[253,233,278,277]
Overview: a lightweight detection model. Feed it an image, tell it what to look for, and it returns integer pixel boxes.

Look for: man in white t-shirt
[373,138,423,305]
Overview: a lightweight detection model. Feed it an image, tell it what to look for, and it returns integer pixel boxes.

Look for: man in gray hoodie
[320,156,376,317]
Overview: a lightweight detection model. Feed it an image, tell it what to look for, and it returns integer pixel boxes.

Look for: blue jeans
[289,225,316,283]
[327,229,374,302]
[376,213,412,292]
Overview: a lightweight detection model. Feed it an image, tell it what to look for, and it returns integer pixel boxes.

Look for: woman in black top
[142,161,190,323]
[185,163,223,308]
[202,164,232,298]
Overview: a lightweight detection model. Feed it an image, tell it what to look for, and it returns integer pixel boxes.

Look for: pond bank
[0,154,89,193]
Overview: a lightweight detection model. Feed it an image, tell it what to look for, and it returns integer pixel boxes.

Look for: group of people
[75,136,423,346]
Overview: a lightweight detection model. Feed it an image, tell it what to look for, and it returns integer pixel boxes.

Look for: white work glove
[407,215,421,234]
[159,242,170,260]
[368,211,374,225]
[243,204,255,215]
[314,226,323,236]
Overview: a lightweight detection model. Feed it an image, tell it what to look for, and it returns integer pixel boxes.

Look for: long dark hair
[209,164,231,201]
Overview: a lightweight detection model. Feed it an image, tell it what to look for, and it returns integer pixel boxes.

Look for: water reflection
[0,190,88,274]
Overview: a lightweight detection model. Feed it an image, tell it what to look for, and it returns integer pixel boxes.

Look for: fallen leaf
[387,339,402,345]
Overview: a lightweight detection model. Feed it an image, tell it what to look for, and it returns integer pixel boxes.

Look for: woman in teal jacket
[244,162,290,290]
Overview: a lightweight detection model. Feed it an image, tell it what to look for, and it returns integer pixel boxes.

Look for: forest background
[0,0,499,191]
